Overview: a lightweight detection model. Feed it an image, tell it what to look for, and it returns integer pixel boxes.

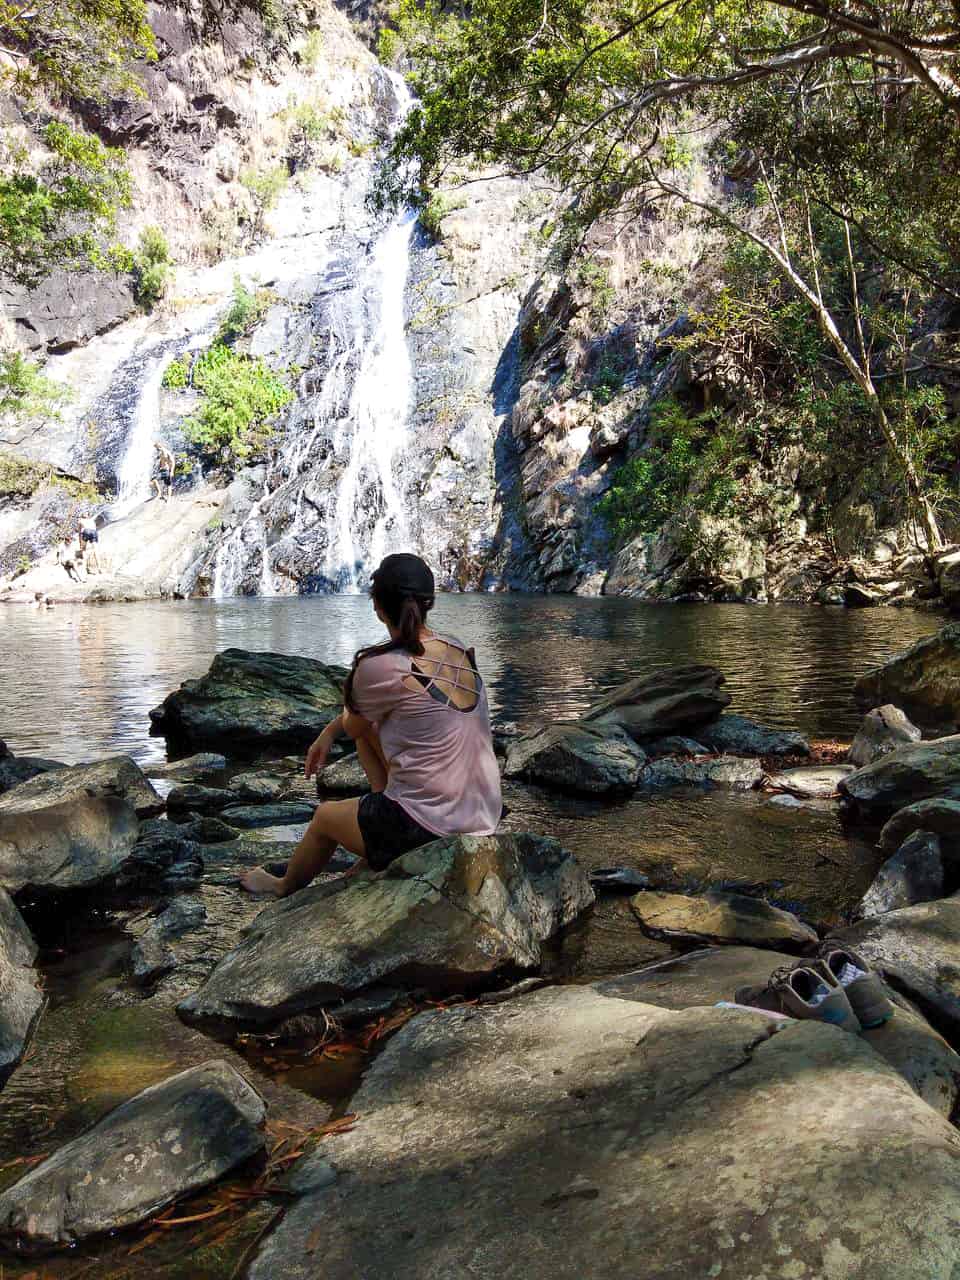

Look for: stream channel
[0,594,942,1276]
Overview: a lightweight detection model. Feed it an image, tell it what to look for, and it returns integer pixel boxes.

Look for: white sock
[837,962,865,987]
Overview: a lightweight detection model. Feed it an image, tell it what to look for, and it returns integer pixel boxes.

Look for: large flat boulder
[219,802,316,829]
[178,833,594,1033]
[580,664,730,740]
[847,705,922,768]
[854,623,960,733]
[248,986,960,1280]
[857,831,944,918]
[630,889,817,951]
[0,793,140,893]
[0,756,162,819]
[0,888,43,1088]
[595,947,960,1118]
[145,753,227,782]
[767,764,854,798]
[880,797,960,854]
[503,724,645,794]
[840,735,960,814]
[0,1060,265,1250]
[149,649,348,758]
[836,900,960,1038]
[696,713,810,758]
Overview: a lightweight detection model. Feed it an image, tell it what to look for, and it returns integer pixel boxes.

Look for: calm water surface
[0,595,941,763]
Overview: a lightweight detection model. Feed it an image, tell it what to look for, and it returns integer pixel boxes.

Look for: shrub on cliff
[183,344,292,463]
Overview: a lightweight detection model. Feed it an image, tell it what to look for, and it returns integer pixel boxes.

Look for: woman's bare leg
[354,729,388,793]
[240,797,365,896]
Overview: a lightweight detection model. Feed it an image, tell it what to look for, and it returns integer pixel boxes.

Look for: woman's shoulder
[355,647,409,677]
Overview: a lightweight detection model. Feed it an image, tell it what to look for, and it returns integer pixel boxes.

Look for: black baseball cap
[370,553,435,597]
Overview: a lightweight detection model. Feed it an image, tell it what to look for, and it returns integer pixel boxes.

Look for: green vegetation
[14,554,31,577]
[130,226,172,310]
[377,27,401,66]
[183,344,292,462]
[0,351,67,421]
[589,352,627,406]
[162,357,190,390]
[419,190,467,239]
[217,277,273,345]
[241,164,289,232]
[576,260,615,320]
[300,28,324,68]
[0,452,45,498]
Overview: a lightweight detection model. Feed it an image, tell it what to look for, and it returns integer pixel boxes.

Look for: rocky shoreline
[3,626,960,1274]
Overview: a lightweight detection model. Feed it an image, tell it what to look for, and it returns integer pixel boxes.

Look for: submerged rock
[230,772,287,802]
[767,764,854,798]
[581,664,730,740]
[145,753,227,782]
[590,867,650,892]
[317,753,370,795]
[847,705,922,768]
[0,888,42,1088]
[594,947,960,1118]
[854,622,960,733]
[504,723,645,794]
[247,986,960,1280]
[0,793,139,893]
[840,735,960,814]
[879,797,960,855]
[0,755,162,819]
[696,713,810,758]
[857,831,944,918]
[219,802,316,829]
[117,819,202,891]
[178,833,594,1033]
[149,648,347,758]
[0,1060,266,1250]
[630,889,817,951]
[637,755,762,790]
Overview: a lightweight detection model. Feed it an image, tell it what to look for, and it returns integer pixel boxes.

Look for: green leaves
[183,345,293,462]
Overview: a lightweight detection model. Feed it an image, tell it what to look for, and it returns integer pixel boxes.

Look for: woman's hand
[305,714,343,779]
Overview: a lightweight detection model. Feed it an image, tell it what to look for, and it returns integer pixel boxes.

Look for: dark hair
[343,556,435,713]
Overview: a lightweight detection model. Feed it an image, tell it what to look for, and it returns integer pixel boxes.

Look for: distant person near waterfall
[240,553,503,896]
[152,442,175,502]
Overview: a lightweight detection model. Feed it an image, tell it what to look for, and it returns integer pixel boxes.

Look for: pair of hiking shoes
[735,944,894,1034]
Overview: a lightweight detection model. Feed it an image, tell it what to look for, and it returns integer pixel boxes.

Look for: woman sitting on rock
[241,553,503,896]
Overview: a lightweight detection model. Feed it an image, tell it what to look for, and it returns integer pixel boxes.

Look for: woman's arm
[304,713,345,779]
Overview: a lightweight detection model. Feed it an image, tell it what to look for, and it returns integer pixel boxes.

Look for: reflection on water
[0,596,941,764]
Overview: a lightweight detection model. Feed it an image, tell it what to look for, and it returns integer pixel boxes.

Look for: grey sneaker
[816,945,894,1030]
[735,965,862,1033]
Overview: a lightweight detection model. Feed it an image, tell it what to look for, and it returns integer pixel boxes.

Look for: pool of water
[0,595,941,764]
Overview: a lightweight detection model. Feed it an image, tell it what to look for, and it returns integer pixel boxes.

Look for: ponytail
[343,588,432,712]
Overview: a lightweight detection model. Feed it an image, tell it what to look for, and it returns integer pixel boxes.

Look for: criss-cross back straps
[410,638,480,710]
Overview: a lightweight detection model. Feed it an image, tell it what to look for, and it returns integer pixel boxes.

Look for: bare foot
[240,866,285,895]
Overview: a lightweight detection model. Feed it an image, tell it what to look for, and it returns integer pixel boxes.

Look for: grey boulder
[857,831,944,918]
[0,793,140,893]
[767,764,854,798]
[166,783,242,816]
[0,888,42,1088]
[847,705,922,768]
[248,986,960,1280]
[696,713,810,758]
[178,833,594,1033]
[630,889,817,951]
[317,753,371,795]
[582,663,730,740]
[879,797,960,855]
[0,756,66,796]
[840,735,960,814]
[0,1060,265,1250]
[145,753,227,782]
[854,622,960,733]
[504,723,645,794]
[637,754,762,790]
[0,755,162,819]
[219,802,316,829]
[149,648,347,757]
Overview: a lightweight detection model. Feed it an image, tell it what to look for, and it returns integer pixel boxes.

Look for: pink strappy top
[350,633,502,837]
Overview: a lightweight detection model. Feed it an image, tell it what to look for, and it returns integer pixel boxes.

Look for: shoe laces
[769,963,807,992]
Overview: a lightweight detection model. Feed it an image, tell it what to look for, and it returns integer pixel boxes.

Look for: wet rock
[504,724,645,795]
[231,772,287,802]
[145,753,228,782]
[767,764,854,798]
[594,947,960,1117]
[172,815,238,844]
[879,797,960,858]
[149,648,347,758]
[836,900,960,1038]
[166,783,242,817]
[118,818,202,890]
[0,755,162,819]
[247,986,960,1280]
[0,741,8,760]
[637,755,762,790]
[590,867,650,892]
[857,832,944,918]
[855,622,960,733]
[0,888,42,1088]
[0,756,66,796]
[0,793,140,893]
[847,705,922,768]
[581,664,730,740]
[642,735,707,758]
[130,898,208,987]
[219,802,316,829]
[840,735,960,815]
[131,935,177,986]
[2,268,135,355]
[178,833,594,1033]
[630,889,817,951]
[0,1060,266,1250]
[696,714,810,758]
[317,753,370,795]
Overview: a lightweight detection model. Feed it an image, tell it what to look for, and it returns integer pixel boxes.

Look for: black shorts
[357,791,437,872]
[80,529,98,544]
